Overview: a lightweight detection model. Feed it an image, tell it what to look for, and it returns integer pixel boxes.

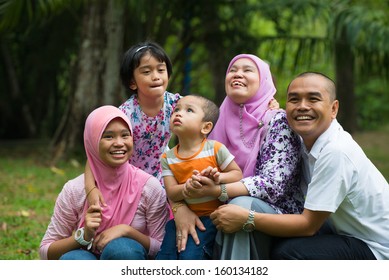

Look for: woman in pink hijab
[39,105,169,260]
[173,54,304,260]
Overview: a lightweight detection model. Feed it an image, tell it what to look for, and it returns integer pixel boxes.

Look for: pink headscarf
[80,105,151,236]
[208,54,278,177]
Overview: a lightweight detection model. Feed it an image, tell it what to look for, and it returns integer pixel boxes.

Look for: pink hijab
[80,105,151,235]
[209,54,278,177]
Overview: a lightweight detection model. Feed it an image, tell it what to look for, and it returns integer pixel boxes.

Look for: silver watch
[218,183,229,202]
[74,227,93,250]
[242,210,256,232]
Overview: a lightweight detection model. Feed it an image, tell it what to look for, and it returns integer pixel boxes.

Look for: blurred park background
[0,0,388,260]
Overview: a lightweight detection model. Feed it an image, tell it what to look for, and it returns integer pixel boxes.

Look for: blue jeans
[60,237,147,260]
[155,216,217,260]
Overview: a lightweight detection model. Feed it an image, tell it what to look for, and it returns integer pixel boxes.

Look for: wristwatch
[242,210,256,232]
[74,227,93,250]
[218,184,229,202]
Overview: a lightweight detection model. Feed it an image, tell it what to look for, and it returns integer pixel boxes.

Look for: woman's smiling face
[225,58,260,104]
[99,118,133,167]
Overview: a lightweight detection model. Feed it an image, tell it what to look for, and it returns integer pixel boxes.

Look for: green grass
[353,128,389,179]
[0,129,388,260]
[0,141,85,260]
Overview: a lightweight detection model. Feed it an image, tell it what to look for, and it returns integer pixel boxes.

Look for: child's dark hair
[192,95,219,132]
[120,41,173,95]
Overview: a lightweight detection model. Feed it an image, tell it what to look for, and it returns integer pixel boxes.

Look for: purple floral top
[242,110,304,214]
[119,91,181,185]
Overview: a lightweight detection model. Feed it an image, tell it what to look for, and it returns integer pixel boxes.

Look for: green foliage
[0,0,82,32]
[1,0,389,138]
[355,78,389,130]
[331,2,389,77]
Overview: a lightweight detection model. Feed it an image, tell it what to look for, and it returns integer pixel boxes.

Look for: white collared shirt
[301,119,389,260]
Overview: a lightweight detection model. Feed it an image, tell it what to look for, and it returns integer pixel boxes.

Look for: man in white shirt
[210,72,389,259]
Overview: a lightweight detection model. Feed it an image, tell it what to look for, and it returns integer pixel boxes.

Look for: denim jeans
[60,237,147,260]
[155,216,217,260]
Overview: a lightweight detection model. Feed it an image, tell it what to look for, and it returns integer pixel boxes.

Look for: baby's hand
[199,166,213,177]
[212,171,221,184]
[200,166,220,183]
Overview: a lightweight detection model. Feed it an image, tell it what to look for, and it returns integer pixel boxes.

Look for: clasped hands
[182,166,220,199]
[181,167,252,234]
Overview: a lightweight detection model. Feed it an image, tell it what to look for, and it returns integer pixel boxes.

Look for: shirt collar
[303,119,339,159]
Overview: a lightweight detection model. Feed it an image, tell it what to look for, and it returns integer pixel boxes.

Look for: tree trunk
[1,40,37,136]
[50,1,124,165]
[202,17,227,106]
[335,30,357,134]
[103,1,124,105]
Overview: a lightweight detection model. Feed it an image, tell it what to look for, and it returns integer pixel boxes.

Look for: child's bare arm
[199,161,242,184]
[85,160,106,206]
[218,160,242,183]
[164,176,186,202]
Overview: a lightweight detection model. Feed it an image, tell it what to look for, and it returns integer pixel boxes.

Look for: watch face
[75,229,82,239]
[243,223,255,232]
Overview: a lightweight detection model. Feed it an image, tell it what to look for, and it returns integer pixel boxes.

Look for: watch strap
[218,183,229,202]
[75,227,93,248]
[242,209,256,232]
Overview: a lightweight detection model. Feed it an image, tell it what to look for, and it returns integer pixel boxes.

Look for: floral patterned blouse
[242,110,305,214]
[119,91,181,185]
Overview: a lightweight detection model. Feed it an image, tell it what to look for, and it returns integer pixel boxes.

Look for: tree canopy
[1,0,388,162]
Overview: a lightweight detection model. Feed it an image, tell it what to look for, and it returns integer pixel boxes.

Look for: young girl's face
[225,58,260,104]
[130,53,169,101]
[99,118,133,168]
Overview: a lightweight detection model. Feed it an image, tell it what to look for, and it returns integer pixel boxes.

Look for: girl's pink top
[39,174,169,259]
[40,105,169,259]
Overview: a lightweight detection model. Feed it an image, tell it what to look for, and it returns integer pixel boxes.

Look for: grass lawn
[1,128,388,260]
[0,140,85,260]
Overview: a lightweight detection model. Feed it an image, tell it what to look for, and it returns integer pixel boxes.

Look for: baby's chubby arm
[198,159,242,184]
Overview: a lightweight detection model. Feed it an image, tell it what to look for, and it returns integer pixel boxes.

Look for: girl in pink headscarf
[173,54,304,260]
[39,105,169,260]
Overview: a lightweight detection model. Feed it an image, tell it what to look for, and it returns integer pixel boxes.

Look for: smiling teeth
[296,116,312,120]
[111,151,125,154]
[232,81,244,86]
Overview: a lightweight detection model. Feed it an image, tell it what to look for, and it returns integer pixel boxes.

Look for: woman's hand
[183,174,219,199]
[93,224,127,253]
[84,204,102,241]
[173,204,205,252]
[268,98,280,110]
[210,204,249,233]
[182,177,206,199]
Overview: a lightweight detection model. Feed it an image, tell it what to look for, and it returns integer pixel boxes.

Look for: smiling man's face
[286,74,338,150]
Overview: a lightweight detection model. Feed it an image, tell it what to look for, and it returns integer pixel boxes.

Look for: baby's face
[170,96,206,136]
